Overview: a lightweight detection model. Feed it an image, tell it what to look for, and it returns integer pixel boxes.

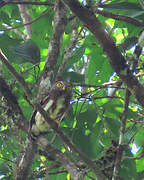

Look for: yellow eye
[56,81,65,89]
[56,81,63,87]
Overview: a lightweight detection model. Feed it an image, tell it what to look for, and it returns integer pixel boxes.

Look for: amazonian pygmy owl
[30,81,72,137]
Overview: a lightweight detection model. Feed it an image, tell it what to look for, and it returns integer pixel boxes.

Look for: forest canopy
[0,0,144,179]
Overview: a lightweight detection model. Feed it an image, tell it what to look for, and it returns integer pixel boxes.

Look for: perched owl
[30,81,72,137]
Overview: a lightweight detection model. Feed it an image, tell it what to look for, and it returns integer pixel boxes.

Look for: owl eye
[56,81,65,89]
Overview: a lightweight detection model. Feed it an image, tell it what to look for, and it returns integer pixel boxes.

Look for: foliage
[0,0,144,179]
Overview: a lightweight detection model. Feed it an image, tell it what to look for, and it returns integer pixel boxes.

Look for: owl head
[52,81,71,92]
[49,81,72,99]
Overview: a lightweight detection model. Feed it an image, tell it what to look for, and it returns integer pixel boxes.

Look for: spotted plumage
[30,81,72,137]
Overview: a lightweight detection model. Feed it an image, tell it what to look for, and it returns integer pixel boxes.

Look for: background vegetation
[0,0,144,179]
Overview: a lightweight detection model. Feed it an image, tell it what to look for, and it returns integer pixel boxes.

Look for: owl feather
[30,81,72,138]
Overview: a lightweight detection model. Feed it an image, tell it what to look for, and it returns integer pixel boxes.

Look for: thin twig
[0,49,33,99]
[72,72,144,88]
[0,10,52,32]
[112,89,130,180]
[0,49,105,180]
[2,23,26,40]
[62,0,144,108]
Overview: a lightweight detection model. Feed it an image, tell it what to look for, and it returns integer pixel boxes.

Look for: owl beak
[62,86,66,90]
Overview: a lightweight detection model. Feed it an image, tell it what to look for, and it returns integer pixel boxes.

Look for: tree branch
[0,49,106,179]
[15,139,38,180]
[62,0,144,107]
[112,89,130,180]
[0,49,33,99]
[0,1,54,7]
[38,0,67,101]
[96,9,144,27]
[37,136,85,180]
[0,10,52,32]
[18,0,32,39]
[0,75,29,133]
[2,23,26,40]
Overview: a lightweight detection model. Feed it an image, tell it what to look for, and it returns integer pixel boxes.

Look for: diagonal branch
[62,0,144,107]
[1,10,52,32]
[0,75,29,133]
[38,136,85,180]
[0,49,32,99]
[96,9,144,27]
[0,1,54,7]
[0,49,106,180]
[2,23,26,40]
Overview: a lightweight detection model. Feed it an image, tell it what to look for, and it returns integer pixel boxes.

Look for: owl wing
[29,82,72,138]
[29,94,50,138]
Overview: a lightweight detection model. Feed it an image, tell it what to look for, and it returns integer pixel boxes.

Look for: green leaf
[0,11,10,25]
[136,157,144,172]
[120,159,137,179]
[65,46,86,69]
[134,128,144,146]
[10,40,41,64]
[100,2,142,11]
[85,34,113,84]
[0,164,9,174]
[62,71,85,83]
[0,34,21,62]
[73,129,102,158]
[104,117,120,137]
[76,106,97,130]
[91,120,103,138]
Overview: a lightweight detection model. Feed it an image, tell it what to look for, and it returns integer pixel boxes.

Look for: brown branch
[2,23,26,40]
[62,0,127,72]
[62,0,144,107]
[129,119,144,124]
[73,72,144,88]
[38,0,67,101]
[73,80,122,88]
[0,1,54,7]
[0,50,105,179]
[0,75,29,133]
[16,139,38,180]
[0,49,32,99]
[112,89,130,180]
[0,52,34,179]
[37,136,84,180]
[18,1,32,39]
[96,9,144,27]
[35,103,106,180]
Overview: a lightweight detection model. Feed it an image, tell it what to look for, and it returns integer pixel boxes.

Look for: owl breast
[31,95,69,136]
[30,81,72,137]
